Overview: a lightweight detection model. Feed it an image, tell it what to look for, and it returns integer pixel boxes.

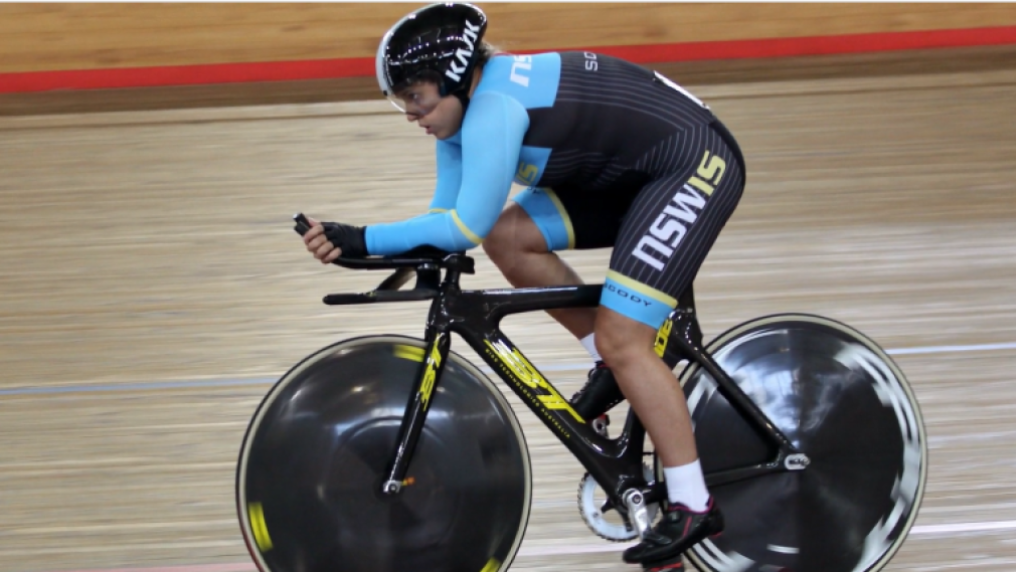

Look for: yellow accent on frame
[484,339,585,424]
[393,345,425,362]
[654,316,674,357]
[419,341,442,409]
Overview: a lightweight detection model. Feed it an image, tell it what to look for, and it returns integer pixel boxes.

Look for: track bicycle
[236,216,927,572]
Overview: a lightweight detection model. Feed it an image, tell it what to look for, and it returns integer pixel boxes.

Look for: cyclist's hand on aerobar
[302,216,368,263]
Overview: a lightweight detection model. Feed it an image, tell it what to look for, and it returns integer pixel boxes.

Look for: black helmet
[375,2,488,103]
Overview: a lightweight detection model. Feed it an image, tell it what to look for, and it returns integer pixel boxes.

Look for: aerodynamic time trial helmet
[375,2,489,111]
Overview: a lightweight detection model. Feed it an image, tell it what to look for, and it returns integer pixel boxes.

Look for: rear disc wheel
[673,314,927,572]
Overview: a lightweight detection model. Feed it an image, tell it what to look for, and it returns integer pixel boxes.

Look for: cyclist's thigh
[513,184,638,252]
[601,125,745,330]
[486,202,552,254]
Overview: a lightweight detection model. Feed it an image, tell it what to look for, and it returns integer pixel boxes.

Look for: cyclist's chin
[431,127,455,140]
[427,120,465,141]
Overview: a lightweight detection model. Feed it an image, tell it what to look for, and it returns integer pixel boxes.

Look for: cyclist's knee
[483,205,547,269]
[594,307,656,368]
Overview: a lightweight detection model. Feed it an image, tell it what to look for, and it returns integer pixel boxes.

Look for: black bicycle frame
[322,252,801,507]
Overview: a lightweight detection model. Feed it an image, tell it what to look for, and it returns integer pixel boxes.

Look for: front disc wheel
[236,335,532,572]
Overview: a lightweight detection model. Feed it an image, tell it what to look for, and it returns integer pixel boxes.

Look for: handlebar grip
[293,215,471,275]
[293,213,313,236]
[294,214,368,268]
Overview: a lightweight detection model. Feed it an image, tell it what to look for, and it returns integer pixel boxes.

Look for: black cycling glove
[322,222,368,258]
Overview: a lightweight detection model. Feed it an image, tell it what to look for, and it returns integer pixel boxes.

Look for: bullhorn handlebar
[292,212,474,305]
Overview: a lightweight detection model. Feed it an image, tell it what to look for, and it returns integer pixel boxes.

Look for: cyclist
[301,3,742,569]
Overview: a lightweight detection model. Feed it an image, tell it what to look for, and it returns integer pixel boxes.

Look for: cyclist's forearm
[366,211,482,255]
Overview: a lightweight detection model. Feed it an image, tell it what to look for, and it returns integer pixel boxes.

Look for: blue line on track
[0,377,278,396]
[1,341,1013,397]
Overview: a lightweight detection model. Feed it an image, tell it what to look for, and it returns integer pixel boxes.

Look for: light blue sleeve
[427,140,462,213]
[365,91,529,256]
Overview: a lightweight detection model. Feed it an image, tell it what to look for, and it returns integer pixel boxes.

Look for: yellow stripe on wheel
[248,501,274,552]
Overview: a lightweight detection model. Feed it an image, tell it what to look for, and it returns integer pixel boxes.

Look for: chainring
[576,464,659,542]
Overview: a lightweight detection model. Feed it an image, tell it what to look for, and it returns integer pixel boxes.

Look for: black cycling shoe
[622,498,724,564]
[569,361,625,421]
[641,554,684,572]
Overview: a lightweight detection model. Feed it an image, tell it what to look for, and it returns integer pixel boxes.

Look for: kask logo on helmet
[445,19,482,83]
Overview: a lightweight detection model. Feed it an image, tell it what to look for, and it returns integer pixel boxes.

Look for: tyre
[237,335,532,572]
[671,315,927,572]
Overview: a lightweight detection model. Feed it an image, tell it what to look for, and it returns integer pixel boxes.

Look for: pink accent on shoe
[669,496,713,515]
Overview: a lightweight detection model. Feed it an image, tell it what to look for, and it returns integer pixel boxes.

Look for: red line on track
[2,25,1014,94]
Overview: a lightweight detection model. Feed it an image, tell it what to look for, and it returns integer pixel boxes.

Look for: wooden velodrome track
[2,53,1016,572]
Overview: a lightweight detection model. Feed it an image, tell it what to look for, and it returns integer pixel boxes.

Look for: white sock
[663,459,710,512]
[580,333,602,363]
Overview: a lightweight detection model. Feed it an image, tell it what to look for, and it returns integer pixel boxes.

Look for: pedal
[591,414,610,438]
[622,489,653,540]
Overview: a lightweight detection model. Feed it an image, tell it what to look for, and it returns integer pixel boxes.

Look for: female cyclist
[301,3,744,570]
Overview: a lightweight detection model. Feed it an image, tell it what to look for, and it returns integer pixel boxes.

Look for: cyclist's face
[396,81,463,140]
